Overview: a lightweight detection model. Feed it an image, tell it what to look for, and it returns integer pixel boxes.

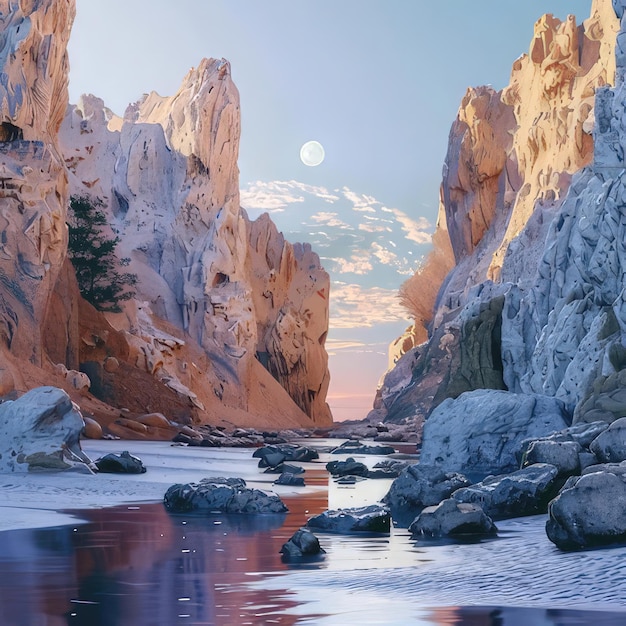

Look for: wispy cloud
[371,242,398,265]
[310,211,351,229]
[330,282,408,328]
[329,250,373,275]
[342,187,379,213]
[240,180,339,211]
[387,207,432,244]
[325,338,368,355]
[358,222,389,233]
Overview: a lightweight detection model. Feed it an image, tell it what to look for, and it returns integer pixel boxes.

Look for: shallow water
[0,441,625,625]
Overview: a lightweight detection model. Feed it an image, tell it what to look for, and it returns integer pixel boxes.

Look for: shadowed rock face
[0,386,92,472]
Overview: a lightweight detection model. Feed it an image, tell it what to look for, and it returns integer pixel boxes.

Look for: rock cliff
[376,0,626,430]
[0,1,332,432]
[0,0,74,369]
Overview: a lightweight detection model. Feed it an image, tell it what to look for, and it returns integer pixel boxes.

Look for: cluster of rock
[326,457,408,480]
[0,0,332,435]
[164,477,288,515]
[383,389,626,548]
[0,385,151,474]
[330,420,417,443]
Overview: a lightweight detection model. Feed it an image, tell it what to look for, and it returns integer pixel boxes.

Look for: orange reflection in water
[0,470,330,626]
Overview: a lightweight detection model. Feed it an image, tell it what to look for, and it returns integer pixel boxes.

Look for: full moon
[300,140,325,166]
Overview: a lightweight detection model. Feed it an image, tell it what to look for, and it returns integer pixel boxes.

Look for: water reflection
[428,606,626,625]
[2,447,625,625]
[0,477,331,625]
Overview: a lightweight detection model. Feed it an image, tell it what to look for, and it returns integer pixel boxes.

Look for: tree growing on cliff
[67,195,137,312]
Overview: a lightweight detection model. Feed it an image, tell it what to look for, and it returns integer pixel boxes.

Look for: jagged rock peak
[59,51,332,427]
[132,57,240,188]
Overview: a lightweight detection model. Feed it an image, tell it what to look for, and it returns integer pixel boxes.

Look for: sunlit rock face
[0,0,75,367]
[377,0,625,427]
[59,59,332,426]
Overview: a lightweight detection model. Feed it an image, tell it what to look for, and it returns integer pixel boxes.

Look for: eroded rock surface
[547,469,626,550]
[382,464,470,527]
[0,386,92,472]
[58,59,332,429]
[419,390,569,477]
[452,463,561,520]
[163,477,288,514]
[409,498,497,538]
[306,505,391,534]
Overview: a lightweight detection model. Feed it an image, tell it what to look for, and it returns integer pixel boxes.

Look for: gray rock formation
[306,505,391,534]
[452,463,561,520]
[409,498,497,538]
[522,440,581,477]
[0,386,93,472]
[419,390,569,478]
[382,464,470,527]
[589,417,626,462]
[375,3,621,425]
[546,469,626,550]
[163,477,288,514]
[280,528,325,559]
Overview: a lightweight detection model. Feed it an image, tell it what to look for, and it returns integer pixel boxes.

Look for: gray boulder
[520,421,609,454]
[582,460,626,478]
[280,528,325,560]
[420,390,570,478]
[560,421,610,448]
[95,450,147,474]
[409,498,497,538]
[522,440,581,477]
[453,463,561,519]
[382,464,470,527]
[163,477,288,514]
[0,386,94,472]
[589,417,626,462]
[273,472,305,487]
[326,457,368,477]
[546,470,626,550]
[306,504,391,534]
[263,463,304,475]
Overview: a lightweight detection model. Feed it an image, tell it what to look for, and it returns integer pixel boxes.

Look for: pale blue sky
[68,1,594,419]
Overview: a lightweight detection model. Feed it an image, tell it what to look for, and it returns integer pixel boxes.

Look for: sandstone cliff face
[0,0,74,370]
[0,2,331,431]
[377,0,625,427]
[58,59,332,427]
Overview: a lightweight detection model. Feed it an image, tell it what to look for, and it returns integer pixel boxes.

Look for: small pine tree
[67,196,138,313]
